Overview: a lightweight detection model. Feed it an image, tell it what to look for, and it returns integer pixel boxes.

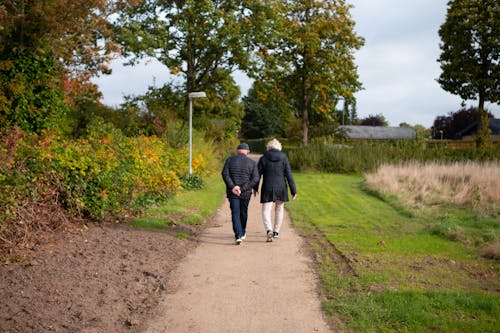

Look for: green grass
[286,173,500,332]
[174,232,190,239]
[330,291,500,333]
[427,209,500,247]
[129,174,225,229]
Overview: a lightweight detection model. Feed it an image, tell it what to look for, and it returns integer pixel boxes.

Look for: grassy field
[129,174,226,234]
[365,161,500,218]
[286,173,499,332]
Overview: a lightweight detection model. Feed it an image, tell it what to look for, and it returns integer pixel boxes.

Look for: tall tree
[261,0,364,146]
[0,0,130,75]
[437,0,500,148]
[350,99,358,124]
[114,0,275,130]
[0,0,136,132]
[241,82,288,139]
[359,113,388,127]
[431,106,492,140]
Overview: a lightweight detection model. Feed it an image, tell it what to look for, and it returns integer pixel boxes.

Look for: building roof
[456,118,500,137]
[491,119,500,134]
[339,125,416,140]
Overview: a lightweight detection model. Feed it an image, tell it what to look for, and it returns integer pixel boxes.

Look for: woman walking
[256,139,297,242]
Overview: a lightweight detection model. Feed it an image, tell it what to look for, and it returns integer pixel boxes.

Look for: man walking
[221,143,259,245]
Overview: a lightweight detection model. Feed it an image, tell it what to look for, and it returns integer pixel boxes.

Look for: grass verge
[129,174,225,231]
[286,173,499,332]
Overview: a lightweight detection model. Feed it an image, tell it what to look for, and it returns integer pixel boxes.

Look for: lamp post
[188,91,206,175]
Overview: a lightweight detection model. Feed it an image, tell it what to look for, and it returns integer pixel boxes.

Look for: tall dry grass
[364,161,500,217]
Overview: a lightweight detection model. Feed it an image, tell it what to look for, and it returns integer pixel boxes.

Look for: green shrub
[180,174,205,190]
[0,49,69,133]
[0,122,218,257]
[246,139,266,153]
[287,140,500,173]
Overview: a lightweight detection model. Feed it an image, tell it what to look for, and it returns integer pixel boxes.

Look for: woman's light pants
[262,201,284,233]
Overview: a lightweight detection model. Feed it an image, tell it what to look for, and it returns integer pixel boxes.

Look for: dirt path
[143,193,333,332]
[0,156,333,333]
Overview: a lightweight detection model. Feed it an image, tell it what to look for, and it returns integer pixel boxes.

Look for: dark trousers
[229,196,250,239]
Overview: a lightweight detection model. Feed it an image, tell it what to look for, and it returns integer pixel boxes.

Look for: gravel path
[143,191,333,333]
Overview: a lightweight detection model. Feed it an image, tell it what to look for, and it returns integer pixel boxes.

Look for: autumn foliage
[0,0,140,130]
[0,123,217,259]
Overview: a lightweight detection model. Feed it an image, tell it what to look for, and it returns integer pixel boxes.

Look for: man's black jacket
[221,154,259,199]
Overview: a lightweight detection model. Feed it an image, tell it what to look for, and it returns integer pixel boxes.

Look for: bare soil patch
[0,221,205,333]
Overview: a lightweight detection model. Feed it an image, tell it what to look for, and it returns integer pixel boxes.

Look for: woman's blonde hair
[266,138,282,151]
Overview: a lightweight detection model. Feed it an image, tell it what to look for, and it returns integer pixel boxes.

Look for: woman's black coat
[257,149,296,203]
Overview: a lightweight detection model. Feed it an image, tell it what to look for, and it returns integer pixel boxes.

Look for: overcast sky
[92,0,499,128]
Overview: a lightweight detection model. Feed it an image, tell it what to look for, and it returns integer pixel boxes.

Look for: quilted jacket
[221,154,259,199]
[257,149,296,203]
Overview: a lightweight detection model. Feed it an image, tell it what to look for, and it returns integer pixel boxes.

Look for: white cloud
[349,0,500,127]
[93,1,500,127]
[92,58,171,107]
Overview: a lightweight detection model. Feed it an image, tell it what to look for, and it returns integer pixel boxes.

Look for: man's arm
[221,158,235,189]
[250,161,260,190]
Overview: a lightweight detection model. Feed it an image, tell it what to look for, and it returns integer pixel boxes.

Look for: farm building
[456,118,500,141]
[339,125,416,140]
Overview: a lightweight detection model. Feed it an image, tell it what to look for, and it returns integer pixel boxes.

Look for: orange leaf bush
[0,121,217,256]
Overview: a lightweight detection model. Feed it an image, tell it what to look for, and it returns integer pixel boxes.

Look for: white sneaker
[235,238,242,245]
[266,230,273,242]
[241,233,246,240]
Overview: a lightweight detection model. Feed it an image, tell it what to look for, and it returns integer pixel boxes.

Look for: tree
[431,106,492,139]
[350,99,358,124]
[360,114,388,127]
[412,124,430,140]
[0,0,136,132]
[113,0,275,130]
[432,115,453,140]
[437,0,500,148]
[241,84,287,139]
[262,0,364,146]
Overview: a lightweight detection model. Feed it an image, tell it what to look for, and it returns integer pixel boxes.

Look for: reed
[365,161,500,217]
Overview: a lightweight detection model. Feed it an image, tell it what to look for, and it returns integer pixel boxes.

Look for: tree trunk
[301,74,309,147]
[476,91,490,149]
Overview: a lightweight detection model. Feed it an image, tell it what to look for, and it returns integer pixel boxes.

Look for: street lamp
[188,91,206,175]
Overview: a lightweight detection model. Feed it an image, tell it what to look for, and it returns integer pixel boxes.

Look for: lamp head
[188,92,206,99]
